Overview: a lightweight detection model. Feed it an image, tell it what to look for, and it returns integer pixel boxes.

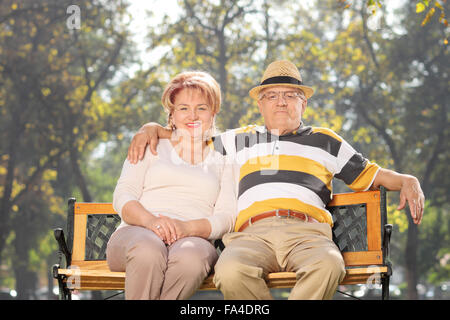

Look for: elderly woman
[106,71,236,300]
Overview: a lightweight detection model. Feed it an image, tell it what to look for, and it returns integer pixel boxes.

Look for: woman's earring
[169,114,176,130]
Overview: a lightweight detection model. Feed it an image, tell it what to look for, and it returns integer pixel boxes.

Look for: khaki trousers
[213,217,346,300]
[106,226,218,300]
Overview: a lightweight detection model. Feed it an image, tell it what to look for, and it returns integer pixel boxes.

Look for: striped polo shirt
[211,124,380,231]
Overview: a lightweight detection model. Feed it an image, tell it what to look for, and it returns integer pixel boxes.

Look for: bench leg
[381,274,390,300]
[381,223,393,300]
[56,275,72,300]
[52,264,72,300]
[55,276,72,300]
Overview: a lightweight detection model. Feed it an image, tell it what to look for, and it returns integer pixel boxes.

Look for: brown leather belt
[238,209,319,232]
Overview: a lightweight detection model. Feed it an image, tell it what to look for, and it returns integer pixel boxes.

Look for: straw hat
[249,60,314,100]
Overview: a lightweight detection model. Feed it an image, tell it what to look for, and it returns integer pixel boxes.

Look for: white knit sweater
[113,139,237,240]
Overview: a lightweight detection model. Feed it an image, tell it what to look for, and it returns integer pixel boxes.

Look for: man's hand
[372,168,425,225]
[126,122,171,164]
[397,176,425,225]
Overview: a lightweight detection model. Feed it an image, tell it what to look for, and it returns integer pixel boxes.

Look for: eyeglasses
[259,91,304,102]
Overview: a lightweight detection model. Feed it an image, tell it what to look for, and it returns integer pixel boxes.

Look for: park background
[0,0,448,300]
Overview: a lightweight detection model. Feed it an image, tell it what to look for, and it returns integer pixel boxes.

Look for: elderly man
[127,60,424,299]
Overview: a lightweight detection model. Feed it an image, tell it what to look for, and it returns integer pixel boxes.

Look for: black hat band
[260,76,303,86]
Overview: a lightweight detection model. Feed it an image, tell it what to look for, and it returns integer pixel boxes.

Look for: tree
[321,0,449,298]
[0,0,138,297]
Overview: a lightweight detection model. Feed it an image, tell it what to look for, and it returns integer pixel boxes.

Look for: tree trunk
[13,210,37,300]
[47,261,55,299]
[217,31,228,104]
[0,118,20,266]
[69,147,92,202]
[405,211,419,299]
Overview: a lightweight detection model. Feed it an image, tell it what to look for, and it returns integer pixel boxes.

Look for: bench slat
[342,250,382,266]
[72,214,87,261]
[57,266,388,291]
[75,203,116,215]
[71,250,383,269]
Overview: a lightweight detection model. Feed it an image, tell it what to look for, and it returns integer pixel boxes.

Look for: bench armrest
[54,228,72,268]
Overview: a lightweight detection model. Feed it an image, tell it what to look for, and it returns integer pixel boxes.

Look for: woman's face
[172,88,215,139]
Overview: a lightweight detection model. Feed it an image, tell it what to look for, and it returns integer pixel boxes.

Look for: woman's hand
[146,215,178,245]
[146,215,191,245]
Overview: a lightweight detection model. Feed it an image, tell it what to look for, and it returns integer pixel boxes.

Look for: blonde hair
[161,71,221,130]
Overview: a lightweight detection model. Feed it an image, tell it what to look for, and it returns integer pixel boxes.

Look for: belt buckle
[276,209,290,219]
[298,211,308,222]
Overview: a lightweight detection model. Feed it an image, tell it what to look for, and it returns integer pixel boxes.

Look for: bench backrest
[66,188,387,268]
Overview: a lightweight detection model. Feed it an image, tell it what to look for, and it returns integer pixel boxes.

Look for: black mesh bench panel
[85,214,121,260]
[330,204,368,252]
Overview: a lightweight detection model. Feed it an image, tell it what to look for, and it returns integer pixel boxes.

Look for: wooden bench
[52,187,393,300]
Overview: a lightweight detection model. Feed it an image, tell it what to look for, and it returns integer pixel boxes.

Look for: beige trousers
[106,225,218,300]
[213,217,346,300]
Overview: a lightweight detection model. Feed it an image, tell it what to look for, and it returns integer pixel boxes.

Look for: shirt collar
[261,122,310,137]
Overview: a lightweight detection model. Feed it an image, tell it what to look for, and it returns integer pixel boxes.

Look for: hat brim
[249,83,314,100]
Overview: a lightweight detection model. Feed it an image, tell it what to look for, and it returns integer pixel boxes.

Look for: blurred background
[0,0,448,300]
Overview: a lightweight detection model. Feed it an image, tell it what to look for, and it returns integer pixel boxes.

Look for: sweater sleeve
[205,160,238,240]
[112,146,154,218]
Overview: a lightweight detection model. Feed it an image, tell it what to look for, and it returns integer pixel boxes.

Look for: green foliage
[417,205,450,285]
[0,0,448,299]
[0,0,138,298]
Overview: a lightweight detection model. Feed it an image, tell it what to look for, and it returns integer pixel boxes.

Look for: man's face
[257,86,307,135]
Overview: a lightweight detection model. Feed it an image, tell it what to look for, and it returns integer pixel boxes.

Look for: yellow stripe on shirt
[234,124,259,134]
[239,155,333,192]
[347,162,380,191]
